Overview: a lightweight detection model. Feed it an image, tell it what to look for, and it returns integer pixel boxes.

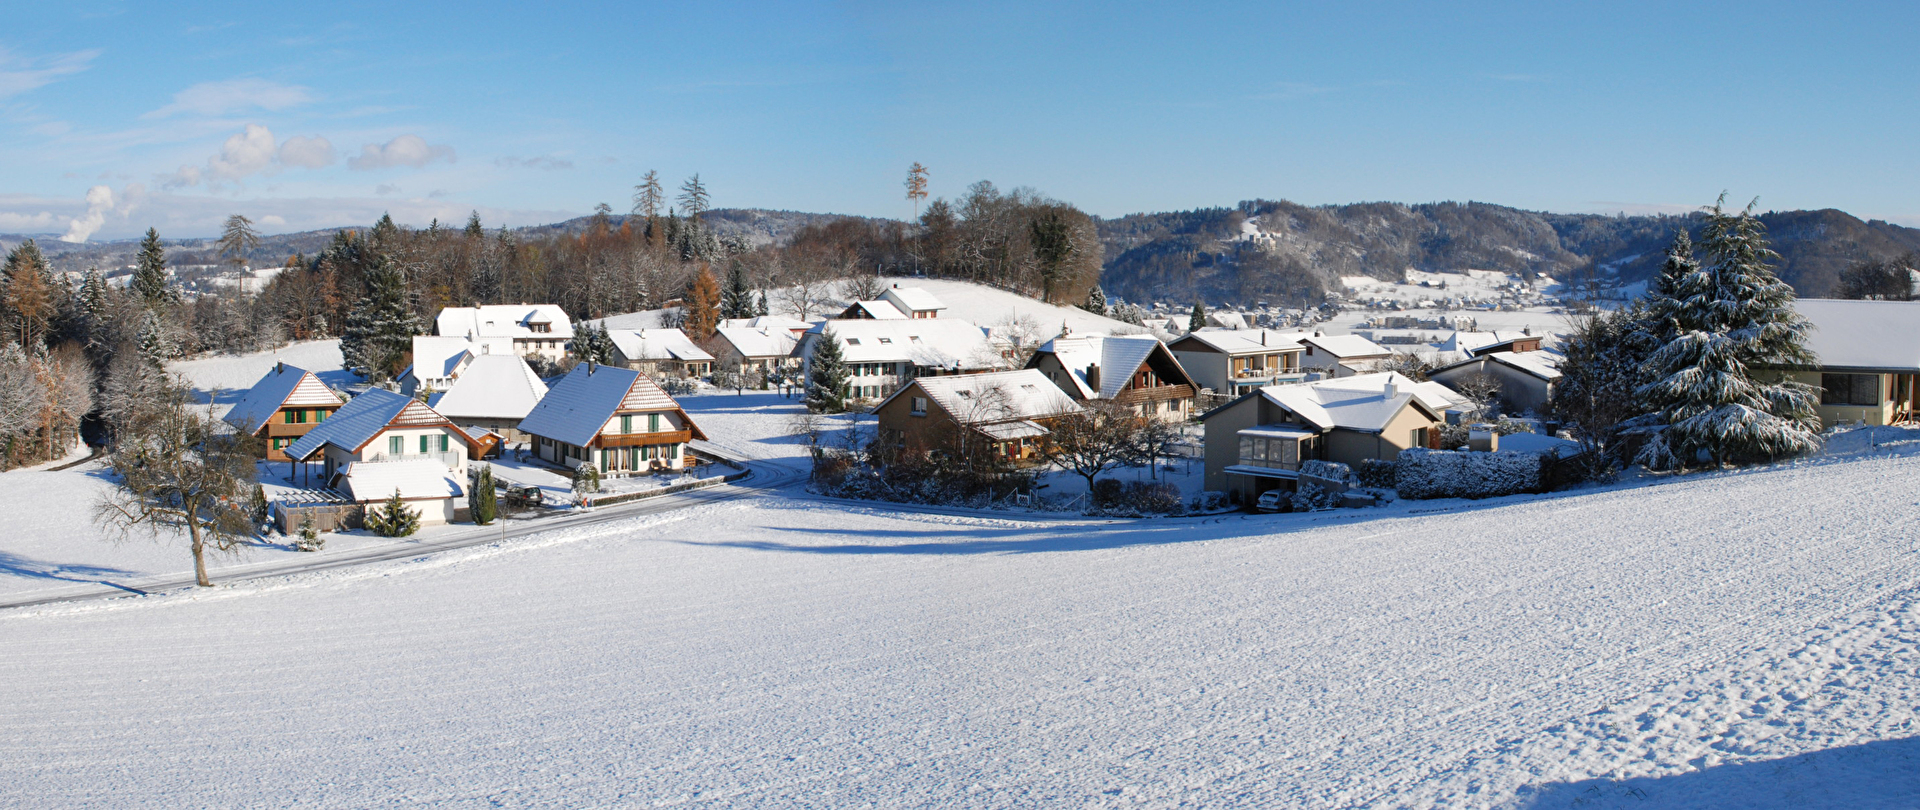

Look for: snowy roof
[222,364,341,432]
[342,460,465,503]
[426,355,549,421]
[1207,312,1249,330]
[517,363,703,447]
[408,336,515,383]
[713,324,801,359]
[882,368,1083,426]
[974,420,1049,441]
[285,388,453,461]
[882,286,945,313]
[1210,372,1435,433]
[435,305,575,340]
[1301,333,1393,358]
[1439,330,1532,354]
[719,315,812,332]
[843,300,908,320]
[609,328,715,363]
[1410,380,1471,412]
[807,320,1002,370]
[1033,334,1168,400]
[1169,329,1304,356]
[1794,299,1920,372]
[1489,350,1563,381]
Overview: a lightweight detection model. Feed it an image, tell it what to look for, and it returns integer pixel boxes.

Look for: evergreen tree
[1189,301,1208,332]
[1551,303,1658,465]
[3,240,54,348]
[1080,284,1108,315]
[677,174,710,221]
[131,229,177,310]
[1635,197,1821,470]
[804,329,850,414]
[722,262,755,319]
[340,260,422,382]
[470,465,498,525]
[569,321,616,365]
[364,488,421,537]
[755,291,769,317]
[1637,229,1700,348]
[464,211,485,239]
[217,214,261,269]
[136,309,174,367]
[1029,211,1073,303]
[683,266,722,339]
[571,463,602,500]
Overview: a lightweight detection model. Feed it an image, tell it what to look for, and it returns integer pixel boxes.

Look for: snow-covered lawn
[169,338,350,405]
[4,435,1920,806]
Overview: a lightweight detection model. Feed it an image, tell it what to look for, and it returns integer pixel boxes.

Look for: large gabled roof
[1031,334,1179,399]
[805,319,1002,370]
[222,364,341,433]
[285,388,460,460]
[609,328,715,363]
[1430,349,1564,382]
[878,368,1082,426]
[427,354,549,421]
[1203,372,1437,434]
[881,286,945,313]
[1168,329,1304,356]
[435,304,575,340]
[516,363,705,447]
[713,324,802,358]
[1793,298,1920,372]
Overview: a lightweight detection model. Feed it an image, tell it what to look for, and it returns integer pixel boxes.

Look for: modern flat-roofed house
[517,363,708,474]
[223,363,345,461]
[426,354,549,441]
[1427,348,1563,415]
[1774,299,1920,426]
[609,328,715,378]
[434,304,573,364]
[283,388,479,523]
[795,319,1004,403]
[1298,333,1395,378]
[708,318,809,375]
[1201,372,1449,501]
[1168,329,1307,397]
[1026,334,1197,421]
[399,335,515,396]
[873,368,1083,464]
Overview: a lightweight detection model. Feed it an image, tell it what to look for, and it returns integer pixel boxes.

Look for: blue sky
[3,1,1917,241]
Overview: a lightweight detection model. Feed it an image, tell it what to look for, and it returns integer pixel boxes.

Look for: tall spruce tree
[340,260,422,382]
[1189,301,1208,332]
[722,262,755,319]
[1081,284,1108,315]
[569,321,616,365]
[804,330,850,414]
[132,228,177,310]
[1635,197,1821,469]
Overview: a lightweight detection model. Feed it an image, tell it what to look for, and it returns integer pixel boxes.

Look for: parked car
[504,485,545,508]
[1255,489,1288,513]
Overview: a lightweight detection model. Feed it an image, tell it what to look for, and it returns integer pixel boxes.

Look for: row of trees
[1552,196,1823,472]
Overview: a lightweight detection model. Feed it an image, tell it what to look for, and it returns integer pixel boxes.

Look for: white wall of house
[319,426,470,484]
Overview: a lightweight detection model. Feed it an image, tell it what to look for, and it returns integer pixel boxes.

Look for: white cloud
[374,183,399,195]
[0,210,60,233]
[277,134,335,168]
[0,48,99,99]
[144,78,313,119]
[347,134,455,170]
[259,215,286,226]
[495,155,574,171]
[207,123,277,182]
[59,185,115,243]
[159,164,203,190]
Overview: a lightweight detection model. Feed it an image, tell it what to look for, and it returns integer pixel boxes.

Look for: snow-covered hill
[4,429,1920,806]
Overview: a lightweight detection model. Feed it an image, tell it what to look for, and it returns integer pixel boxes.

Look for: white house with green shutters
[283,387,483,523]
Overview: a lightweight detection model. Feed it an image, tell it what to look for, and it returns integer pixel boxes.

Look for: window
[314,409,327,422]
[285,409,303,424]
[390,436,404,456]
[1411,427,1429,449]
[911,397,928,416]
[649,413,662,432]
[1822,373,1881,406]
[621,414,633,434]
[420,434,431,454]
[438,434,450,453]
[910,336,923,343]
[846,338,861,346]
[878,337,892,344]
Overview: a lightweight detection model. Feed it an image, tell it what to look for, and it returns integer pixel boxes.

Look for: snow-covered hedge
[1394,448,1544,500]
[1297,460,1354,487]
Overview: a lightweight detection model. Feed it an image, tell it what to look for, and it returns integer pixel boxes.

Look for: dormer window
[878,337,892,344]
[846,338,861,346]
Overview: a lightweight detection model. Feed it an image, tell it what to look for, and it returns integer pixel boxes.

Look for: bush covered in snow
[1394,448,1545,500]
[1355,458,1398,489]
[1290,481,1342,512]
[1297,460,1354,487]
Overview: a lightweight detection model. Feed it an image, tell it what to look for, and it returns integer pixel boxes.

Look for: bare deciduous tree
[95,391,259,587]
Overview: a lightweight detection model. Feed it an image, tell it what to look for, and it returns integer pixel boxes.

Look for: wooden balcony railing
[597,429,693,448]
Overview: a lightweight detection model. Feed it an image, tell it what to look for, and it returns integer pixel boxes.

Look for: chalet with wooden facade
[1201,372,1453,502]
[222,363,345,461]
[516,363,708,474]
[873,369,1084,464]
[1167,329,1307,397]
[283,388,481,524]
[1026,334,1197,422]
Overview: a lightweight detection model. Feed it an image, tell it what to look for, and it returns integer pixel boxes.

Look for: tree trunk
[189,515,211,587]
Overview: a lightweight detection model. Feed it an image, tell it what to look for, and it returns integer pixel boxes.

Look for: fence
[272,491,362,534]
[583,468,750,508]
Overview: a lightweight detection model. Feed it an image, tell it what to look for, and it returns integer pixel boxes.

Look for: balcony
[1116,383,1195,405]
[597,429,693,448]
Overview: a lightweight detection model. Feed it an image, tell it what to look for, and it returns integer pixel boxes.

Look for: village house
[1200,372,1451,502]
[609,328,715,378]
[222,363,345,461]
[283,388,481,524]
[434,304,574,364]
[1167,329,1308,397]
[1427,345,1563,415]
[426,354,550,442]
[794,319,1004,402]
[1025,334,1198,422]
[1294,333,1395,378]
[873,368,1084,465]
[1775,298,1920,427]
[836,286,947,321]
[707,317,810,376]
[398,335,514,396]
[517,363,708,474]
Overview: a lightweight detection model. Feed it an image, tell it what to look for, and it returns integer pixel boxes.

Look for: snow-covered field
[5,430,1920,806]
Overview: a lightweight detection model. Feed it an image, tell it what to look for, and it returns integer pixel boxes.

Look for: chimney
[1085,363,1101,393]
[275,360,284,374]
[1383,378,1397,400]
[1260,331,1267,346]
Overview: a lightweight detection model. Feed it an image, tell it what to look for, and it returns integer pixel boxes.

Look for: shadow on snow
[1512,737,1920,809]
